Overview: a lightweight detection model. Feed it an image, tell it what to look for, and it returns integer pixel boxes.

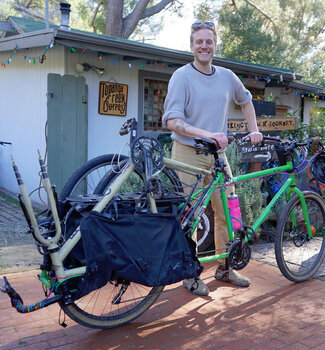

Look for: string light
[0,40,55,68]
[2,43,318,102]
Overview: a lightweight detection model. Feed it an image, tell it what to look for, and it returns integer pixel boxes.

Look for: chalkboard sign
[237,138,278,163]
[252,100,276,116]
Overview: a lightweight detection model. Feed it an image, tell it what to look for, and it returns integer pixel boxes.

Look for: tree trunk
[105,0,175,39]
[106,0,124,37]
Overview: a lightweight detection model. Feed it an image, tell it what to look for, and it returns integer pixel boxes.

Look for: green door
[47,74,88,195]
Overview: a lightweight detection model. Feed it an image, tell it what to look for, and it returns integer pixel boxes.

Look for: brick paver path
[1,261,325,349]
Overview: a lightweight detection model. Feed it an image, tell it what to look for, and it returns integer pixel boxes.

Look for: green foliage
[282,102,325,143]
[194,0,325,86]
[0,0,93,31]
[226,142,264,231]
[218,5,285,67]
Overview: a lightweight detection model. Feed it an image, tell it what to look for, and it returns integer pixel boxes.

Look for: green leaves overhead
[194,0,325,86]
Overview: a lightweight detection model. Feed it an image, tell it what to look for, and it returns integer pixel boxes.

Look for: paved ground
[0,189,42,270]
[2,189,325,349]
[2,261,325,349]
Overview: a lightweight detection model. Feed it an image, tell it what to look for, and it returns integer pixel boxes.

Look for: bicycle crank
[228,238,251,270]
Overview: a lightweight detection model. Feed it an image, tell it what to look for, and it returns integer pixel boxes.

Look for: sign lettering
[228,117,296,132]
[98,81,128,116]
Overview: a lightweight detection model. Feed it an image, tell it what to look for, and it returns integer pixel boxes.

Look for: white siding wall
[0,46,65,201]
[65,51,175,160]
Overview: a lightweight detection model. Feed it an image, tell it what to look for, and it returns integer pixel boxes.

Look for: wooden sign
[98,81,128,116]
[228,117,296,132]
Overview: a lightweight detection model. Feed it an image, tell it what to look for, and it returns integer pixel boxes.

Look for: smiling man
[162,22,263,296]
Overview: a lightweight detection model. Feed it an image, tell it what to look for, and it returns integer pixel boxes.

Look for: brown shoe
[183,278,210,296]
[215,268,250,287]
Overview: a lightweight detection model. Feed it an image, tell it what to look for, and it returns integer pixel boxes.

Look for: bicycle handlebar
[243,135,323,151]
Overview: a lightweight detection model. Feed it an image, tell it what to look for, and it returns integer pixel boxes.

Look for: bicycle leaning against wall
[1,118,325,330]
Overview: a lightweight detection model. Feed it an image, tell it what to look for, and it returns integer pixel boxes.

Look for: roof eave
[54,29,303,81]
[0,28,55,51]
[0,27,308,84]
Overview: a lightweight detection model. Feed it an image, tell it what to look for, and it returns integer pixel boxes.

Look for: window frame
[138,70,171,137]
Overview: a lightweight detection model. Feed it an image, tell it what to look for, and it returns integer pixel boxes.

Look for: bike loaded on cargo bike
[1,118,325,329]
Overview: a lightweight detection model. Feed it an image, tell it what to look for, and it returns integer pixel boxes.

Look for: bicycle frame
[14,153,313,286]
[164,157,313,264]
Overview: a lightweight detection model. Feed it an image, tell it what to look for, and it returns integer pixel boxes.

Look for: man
[162,22,263,296]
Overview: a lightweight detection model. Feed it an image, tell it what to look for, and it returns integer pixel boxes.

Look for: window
[138,71,171,136]
[246,86,265,100]
[143,78,169,131]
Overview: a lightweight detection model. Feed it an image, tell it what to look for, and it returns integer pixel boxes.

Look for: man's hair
[190,22,217,44]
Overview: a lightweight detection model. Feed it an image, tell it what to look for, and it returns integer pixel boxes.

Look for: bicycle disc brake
[131,136,164,174]
[228,238,251,270]
[292,222,308,247]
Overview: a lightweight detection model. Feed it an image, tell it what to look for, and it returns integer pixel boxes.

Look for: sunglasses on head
[191,21,215,30]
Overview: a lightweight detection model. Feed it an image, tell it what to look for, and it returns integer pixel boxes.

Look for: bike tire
[196,202,214,253]
[59,154,128,200]
[275,191,325,282]
[58,155,180,329]
[60,284,164,329]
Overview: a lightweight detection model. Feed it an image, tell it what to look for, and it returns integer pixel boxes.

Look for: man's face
[190,29,216,66]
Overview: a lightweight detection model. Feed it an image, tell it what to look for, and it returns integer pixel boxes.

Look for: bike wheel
[59,154,128,200]
[275,191,325,282]
[197,202,214,253]
[93,158,183,195]
[60,283,164,329]
[58,156,181,329]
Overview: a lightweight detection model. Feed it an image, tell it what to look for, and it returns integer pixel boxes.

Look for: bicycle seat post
[129,119,138,146]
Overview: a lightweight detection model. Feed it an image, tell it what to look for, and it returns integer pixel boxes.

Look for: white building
[0,10,324,201]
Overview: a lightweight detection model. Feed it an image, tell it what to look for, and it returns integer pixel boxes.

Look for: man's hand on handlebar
[246,131,263,145]
[209,132,229,150]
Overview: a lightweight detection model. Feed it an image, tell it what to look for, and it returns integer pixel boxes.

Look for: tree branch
[123,0,150,38]
[141,0,175,19]
[230,0,238,11]
[91,0,103,33]
[12,5,44,21]
[243,0,278,35]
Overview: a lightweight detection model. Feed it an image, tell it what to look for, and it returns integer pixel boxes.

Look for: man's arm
[241,101,263,144]
[166,118,229,149]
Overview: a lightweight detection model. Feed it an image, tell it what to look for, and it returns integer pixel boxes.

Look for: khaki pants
[172,140,235,254]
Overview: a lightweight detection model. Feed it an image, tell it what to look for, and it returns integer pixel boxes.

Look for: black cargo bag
[78,210,203,295]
